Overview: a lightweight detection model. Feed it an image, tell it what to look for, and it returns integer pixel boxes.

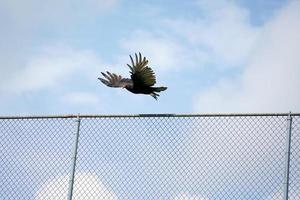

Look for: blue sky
[1,1,300,199]
[0,0,299,115]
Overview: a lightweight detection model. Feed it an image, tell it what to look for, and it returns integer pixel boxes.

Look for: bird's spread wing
[98,72,133,88]
[127,52,156,87]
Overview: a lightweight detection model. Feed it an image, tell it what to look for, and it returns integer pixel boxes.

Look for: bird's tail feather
[153,87,167,92]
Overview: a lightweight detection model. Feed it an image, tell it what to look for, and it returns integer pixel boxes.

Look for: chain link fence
[0,113,299,200]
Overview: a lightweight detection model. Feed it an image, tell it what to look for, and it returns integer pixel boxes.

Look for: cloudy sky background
[1,1,300,200]
[0,0,299,115]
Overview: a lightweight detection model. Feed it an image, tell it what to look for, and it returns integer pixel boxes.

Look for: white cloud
[62,92,100,105]
[35,172,117,200]
[0,45,104,95]
[0,0,118,27]
[194,0,300,113]
[165,0,261,68]
[119,0,261,75]
[265,191,300,200]
[121,31,200,72]
[174,194,209,200]
[265,191,282,200]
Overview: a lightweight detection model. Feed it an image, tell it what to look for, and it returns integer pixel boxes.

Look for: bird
[98,52,167,100]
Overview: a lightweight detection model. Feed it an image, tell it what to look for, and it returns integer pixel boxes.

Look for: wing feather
[98,72,133,88]
[126,52,156,87]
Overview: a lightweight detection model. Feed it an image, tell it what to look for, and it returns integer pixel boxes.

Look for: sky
[0,0,299,115]
[1,1,300,199]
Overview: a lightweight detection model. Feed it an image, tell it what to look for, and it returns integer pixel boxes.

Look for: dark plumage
[98,52,167,99]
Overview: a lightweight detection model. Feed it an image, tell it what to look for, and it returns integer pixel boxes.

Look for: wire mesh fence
[290,115,300,200]
[0,113,299,200]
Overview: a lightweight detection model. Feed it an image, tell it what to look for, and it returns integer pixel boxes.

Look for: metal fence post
[283,112,292,200]
[67,114,81,200]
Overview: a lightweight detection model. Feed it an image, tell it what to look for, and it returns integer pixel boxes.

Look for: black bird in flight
[98,52,167,100]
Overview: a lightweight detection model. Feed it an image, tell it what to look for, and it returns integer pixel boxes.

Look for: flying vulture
[98,53,167,100]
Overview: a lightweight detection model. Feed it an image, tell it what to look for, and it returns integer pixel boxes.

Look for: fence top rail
[0,113,299,119]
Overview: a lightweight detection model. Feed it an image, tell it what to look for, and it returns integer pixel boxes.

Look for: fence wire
[0,114,299,200]
[290,115,300,200]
